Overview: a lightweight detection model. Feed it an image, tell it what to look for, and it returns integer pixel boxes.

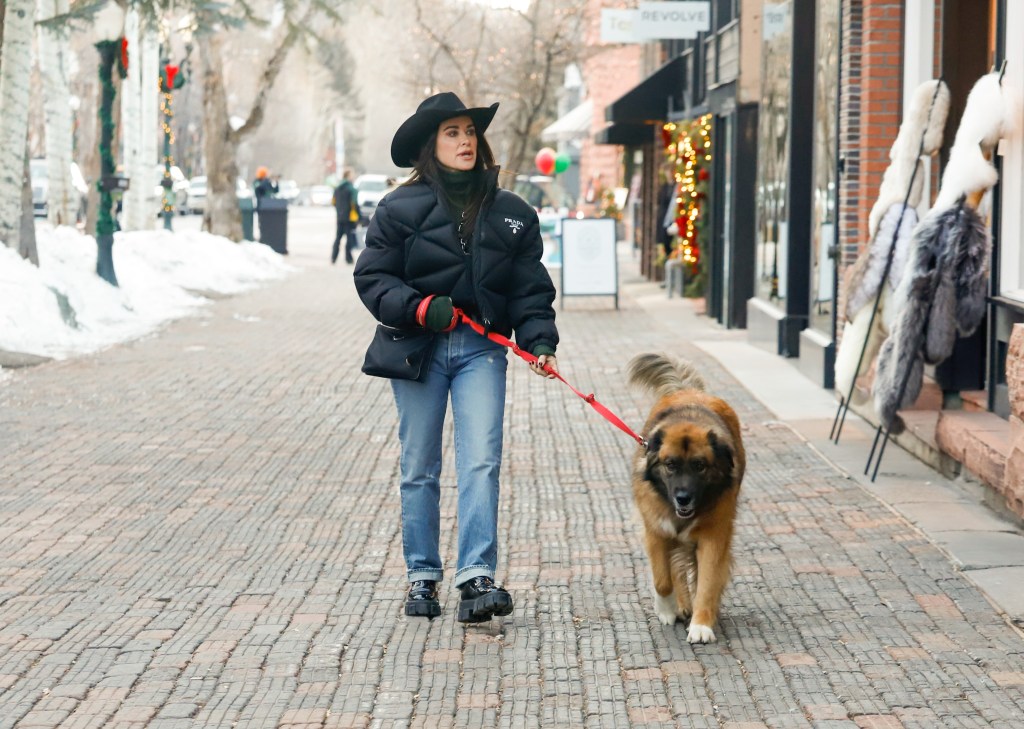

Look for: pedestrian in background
[253,167,278,201]
[353,92,559,623]
[331,169,358,265]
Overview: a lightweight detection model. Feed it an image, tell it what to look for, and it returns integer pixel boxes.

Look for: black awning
[605,56,687,124]
[594,123,654,146]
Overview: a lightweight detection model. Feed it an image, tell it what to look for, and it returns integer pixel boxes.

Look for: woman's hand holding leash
[531,354,558,379]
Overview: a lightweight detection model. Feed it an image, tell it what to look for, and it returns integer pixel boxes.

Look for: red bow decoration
[165,64,179,89]
[120,38,129,73]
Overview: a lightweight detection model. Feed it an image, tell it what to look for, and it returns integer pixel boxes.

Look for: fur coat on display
[833,80,950,400]
[872,73,1012,431]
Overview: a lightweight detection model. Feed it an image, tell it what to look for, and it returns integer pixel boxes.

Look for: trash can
[256,197,288,254]
[239,196,255,241]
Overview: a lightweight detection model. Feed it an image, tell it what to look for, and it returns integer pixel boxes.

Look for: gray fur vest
[872,200,989,430]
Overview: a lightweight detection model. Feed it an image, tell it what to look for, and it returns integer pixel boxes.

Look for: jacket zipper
[468,203,492,329]
[451,169,500,330]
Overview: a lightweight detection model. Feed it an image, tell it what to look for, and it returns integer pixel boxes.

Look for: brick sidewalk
[1,261,1023,728]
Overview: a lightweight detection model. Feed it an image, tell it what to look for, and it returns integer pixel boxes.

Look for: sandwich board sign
[560,217,619,309]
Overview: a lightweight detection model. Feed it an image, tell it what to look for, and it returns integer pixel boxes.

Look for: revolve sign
[636,2,710,40]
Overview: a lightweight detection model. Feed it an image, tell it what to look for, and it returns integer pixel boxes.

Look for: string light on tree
[661,114,713,274]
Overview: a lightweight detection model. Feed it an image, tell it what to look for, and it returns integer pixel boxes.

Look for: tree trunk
[120,6,146,231]
[19,129,37,263]
[198,32,242,240]
[140,27,159,224]
[38,0,76,226]
[0,0,35,254]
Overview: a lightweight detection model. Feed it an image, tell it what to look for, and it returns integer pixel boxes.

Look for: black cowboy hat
[390,92,499,168]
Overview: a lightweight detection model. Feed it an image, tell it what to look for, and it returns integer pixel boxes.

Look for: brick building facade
[577,0,643,213]
[837,1,904,272]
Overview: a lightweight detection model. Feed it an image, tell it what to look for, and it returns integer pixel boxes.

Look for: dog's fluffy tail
[627,353,706,400]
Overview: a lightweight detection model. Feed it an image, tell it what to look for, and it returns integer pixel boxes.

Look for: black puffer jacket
[353,168,558,355]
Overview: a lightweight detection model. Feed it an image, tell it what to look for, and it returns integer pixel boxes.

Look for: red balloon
[535,147,556,175]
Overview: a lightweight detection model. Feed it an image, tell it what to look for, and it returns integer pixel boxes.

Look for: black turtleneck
[436,167,484,249]
[437,167,478,210]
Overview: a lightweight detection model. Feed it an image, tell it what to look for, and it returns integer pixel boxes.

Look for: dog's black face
[643,425,735,520]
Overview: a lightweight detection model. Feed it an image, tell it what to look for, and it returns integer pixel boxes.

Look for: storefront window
[755,1,793,305]
[809,0,840,332]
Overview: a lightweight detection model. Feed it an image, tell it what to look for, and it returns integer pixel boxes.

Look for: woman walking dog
[353,92,559,623]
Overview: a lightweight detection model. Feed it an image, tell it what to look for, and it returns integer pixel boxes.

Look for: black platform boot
[405,580,441,618]
[457,576,513,623]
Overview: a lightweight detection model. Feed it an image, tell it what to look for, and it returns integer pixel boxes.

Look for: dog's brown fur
[628,353,745,643]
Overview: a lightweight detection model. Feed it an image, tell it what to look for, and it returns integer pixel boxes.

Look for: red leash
[450,305,648,450]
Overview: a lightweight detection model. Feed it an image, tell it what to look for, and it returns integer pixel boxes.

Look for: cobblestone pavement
[2,244,1024,728]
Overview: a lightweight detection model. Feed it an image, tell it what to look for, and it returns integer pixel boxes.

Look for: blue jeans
[391,322,508,587]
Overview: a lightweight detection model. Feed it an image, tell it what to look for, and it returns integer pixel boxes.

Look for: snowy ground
[0,225,295,364]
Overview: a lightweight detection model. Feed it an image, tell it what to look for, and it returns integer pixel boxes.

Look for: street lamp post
[94,0,127,286]
[159,60,185,230]
[158,17,193,232]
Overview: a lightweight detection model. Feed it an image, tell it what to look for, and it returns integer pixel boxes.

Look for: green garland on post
[94,38,120,286]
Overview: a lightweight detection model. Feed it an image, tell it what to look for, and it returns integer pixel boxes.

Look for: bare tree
[38,0,77,226]
[195,0,350,239]
[406,0,584,184]
[0,0,38,260]
[496,0,583,182]
[315,24,359,170]
[411,0,487,103]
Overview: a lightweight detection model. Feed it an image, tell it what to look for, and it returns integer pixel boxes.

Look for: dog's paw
[687,622,716,644]
[654,591,677,625]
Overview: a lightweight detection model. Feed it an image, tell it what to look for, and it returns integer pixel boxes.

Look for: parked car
[277,179,300,203]
[187,176,207,214]
[307,185,334,207]
[153,164,190,215]
[187,176,254,215]
[30,158,89,222]
[354,173,391,219]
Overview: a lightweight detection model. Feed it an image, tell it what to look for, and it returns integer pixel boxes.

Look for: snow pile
[0,226,294,360]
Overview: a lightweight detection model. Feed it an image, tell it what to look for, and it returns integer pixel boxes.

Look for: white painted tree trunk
[19,133,37,264]
[140,26,159,224]
[120,13,159,232]
[38,0,75,226]
[120,7,144,231]
[0,0,36,252]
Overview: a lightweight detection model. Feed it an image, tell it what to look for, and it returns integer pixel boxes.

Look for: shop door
[934,0,997,396]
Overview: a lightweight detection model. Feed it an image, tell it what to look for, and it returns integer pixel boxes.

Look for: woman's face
[435,115,477,171]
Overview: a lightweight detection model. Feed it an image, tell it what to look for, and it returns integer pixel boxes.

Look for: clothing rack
[830,79,946,445]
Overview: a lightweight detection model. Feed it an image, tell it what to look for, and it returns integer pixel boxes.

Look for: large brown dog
[628,353,745,643]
